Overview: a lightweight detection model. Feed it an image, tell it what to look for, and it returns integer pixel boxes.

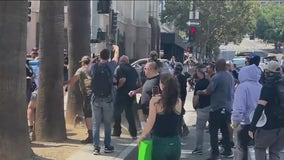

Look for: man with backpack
[249,61,284,160]
[88,45,119,155]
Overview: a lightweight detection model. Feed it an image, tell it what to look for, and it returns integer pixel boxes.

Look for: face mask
[265,71,281,83]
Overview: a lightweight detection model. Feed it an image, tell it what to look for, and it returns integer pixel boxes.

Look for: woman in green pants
[138,73,182,160]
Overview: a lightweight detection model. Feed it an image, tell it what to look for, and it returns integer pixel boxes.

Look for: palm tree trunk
[35,1,66,141]
[66,1,91,124]
[0,1,33,159]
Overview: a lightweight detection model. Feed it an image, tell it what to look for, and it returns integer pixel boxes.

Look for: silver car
[131,58,172,75]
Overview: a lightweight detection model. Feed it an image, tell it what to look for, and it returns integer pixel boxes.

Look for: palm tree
[0,1,33,159]
[66,1,91,123]
[35,1,66,141]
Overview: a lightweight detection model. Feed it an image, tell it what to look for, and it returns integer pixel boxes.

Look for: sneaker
[192,149,203,155]
[104,146,114,153]
[131,136,137,140]
[93,148,100,155]
[221,151,234,158]
[80,136,93,144]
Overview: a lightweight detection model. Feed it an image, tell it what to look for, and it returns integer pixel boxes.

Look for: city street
[182,91,284,160]
[219,37,274,61]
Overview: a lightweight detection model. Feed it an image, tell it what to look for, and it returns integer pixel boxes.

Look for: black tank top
[153,111,181,137]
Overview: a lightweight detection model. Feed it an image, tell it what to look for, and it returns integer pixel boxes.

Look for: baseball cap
[249,53,260,66]
[266,61,281,73]
[79,56,90,63]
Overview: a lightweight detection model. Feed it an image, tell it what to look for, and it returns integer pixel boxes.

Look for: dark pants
[82,94,92,118]
[209,108,232,156]
[152,135,181,160]
[237,125,254,160]
[113,97,137,137]
[254,128,284,160]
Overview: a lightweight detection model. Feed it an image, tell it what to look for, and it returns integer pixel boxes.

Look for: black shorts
[83,95,92,118]
[138,104,149,115]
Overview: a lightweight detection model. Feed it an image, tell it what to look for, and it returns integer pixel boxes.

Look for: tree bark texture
[0,1,33,159]
[66,1,91,124]
[36,1,67,142]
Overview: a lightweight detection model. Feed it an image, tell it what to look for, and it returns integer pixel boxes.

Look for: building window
[36,22,40,48]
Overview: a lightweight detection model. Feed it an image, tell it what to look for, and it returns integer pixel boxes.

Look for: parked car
[131,58,172,75]
[231,57,247,68]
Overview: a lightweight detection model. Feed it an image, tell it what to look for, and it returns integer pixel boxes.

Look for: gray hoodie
[231,64,262,125]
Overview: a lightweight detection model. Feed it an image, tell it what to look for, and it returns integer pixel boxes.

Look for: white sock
[140,121,146,129]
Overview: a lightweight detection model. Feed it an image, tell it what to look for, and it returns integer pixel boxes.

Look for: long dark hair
[158,73,180,114]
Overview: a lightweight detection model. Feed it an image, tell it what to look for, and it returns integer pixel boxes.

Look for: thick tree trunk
[66,1,91,124]
[35,1,66,141]
[0,1,33,159]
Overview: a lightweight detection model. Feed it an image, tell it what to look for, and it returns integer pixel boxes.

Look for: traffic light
[96,28,106,41]
[188,27,196,42]
[28,1,31,22]
[111,11,118,34]
[186,46,193,53]
[187,47,191,53]
[97,0,111,14]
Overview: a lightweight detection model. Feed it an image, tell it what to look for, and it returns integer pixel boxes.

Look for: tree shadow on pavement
[31,154,53,160]
[31,140,80,148]
[64,138,82,145]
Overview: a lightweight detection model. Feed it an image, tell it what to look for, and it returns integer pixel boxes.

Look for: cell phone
[152,86,160,96]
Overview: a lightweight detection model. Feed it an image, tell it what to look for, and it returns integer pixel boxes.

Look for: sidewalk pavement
[67,132,137,160]
[67,125,284,160]
[65,126,211,160]
[66,91,284,160]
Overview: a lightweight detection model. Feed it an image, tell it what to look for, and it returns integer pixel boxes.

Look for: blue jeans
[91,95,113,149]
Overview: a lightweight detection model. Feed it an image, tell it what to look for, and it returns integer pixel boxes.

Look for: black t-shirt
[194,78,210,108]
[232,70,239,80]
[259,84,284,129]
[176,73,187,103]
[116,64,138,101]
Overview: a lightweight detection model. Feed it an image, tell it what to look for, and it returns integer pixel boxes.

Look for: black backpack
[272,78,284,119]
[91,63,113,97]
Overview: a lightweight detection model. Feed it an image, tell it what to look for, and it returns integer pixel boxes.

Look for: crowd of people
[187,54,284,160]
[25,45,284,160]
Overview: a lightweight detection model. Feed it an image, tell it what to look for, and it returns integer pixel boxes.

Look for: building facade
[91,0,160,60]
[27,1,160,59]
[26,1,68,54]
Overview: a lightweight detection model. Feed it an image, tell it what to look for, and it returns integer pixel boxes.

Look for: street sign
[186,19,201,27]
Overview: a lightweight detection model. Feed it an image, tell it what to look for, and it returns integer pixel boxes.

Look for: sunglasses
[144,67,151,71]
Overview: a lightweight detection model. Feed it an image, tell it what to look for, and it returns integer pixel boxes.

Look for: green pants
[152,135,181,160]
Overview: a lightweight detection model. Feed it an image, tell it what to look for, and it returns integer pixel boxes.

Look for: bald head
[215,59,227,72]
[119,55,129,64]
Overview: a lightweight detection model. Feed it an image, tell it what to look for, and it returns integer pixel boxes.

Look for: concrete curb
[114,141,137,160]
